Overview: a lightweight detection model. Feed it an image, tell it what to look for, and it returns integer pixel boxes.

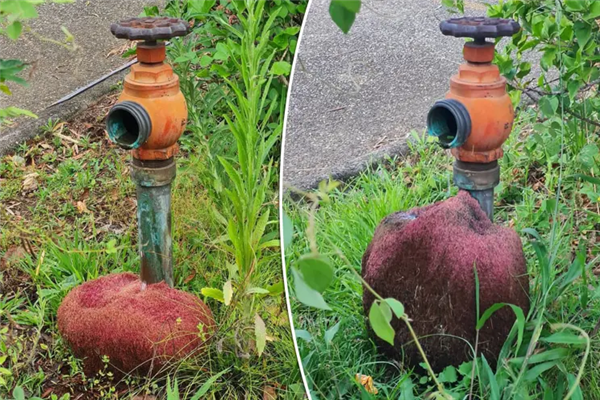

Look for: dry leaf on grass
[263,385,277,400]
[0,246,27,270]
[22,172,39,192]
[355,373,378,395]
[76,201,90,214]
[11,155,25,167]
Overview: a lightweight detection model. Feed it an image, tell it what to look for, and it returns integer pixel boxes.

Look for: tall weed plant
[155,0,305,375]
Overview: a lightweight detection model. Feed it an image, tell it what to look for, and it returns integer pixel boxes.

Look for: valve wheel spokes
[110,17,190,41]
[440,17,520,40]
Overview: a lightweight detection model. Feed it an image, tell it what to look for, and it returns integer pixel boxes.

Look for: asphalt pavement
[0,0,163,154]
[282,0,497,189]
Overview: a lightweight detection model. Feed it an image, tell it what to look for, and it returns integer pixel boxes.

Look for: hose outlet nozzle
[106,101,152,149]
[427,99,471,149]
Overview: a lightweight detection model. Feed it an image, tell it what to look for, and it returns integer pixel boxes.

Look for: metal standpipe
[426,17,521,220]
[106,17,190,287]
[131,159,176,286]
[453,160,499,220]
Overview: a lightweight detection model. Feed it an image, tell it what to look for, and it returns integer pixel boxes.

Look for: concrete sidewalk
[0,0,163,155]
[282,0,495,190]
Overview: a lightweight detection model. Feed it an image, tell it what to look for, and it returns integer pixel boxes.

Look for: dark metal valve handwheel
[440,17,520,40]
[110,17,189,41]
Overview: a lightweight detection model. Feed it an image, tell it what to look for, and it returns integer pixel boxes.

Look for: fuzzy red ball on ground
[57,272,214,375]
[362,191,529,370]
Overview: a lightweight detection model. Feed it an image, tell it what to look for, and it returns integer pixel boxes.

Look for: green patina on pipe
[466,188,494,220]
[131,159,176,287]
[136,184,173,286]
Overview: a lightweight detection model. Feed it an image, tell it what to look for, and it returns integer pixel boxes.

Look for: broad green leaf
[223,280,233,305]
[273,26,300,48]
[0,83,11,95]
[329,0,360,34]
[509,348,571,366]
[541,48,557,70]
[0,0,38,19]
[384,298,405,319]
[584,1,600,20]
[251,209,270,247]
[255,314,266,356]
[541,331,587,345]
[298,254,334,293]
[523,361,559,382]
[0,106,37,119]
[458,361,472,376]
[564,0,585,11]
[369,301,394,345]
[441,0,456,11]
[291,267,331,310]
[379,300,392,322]
[282,211,293,250]
[246,287,270,295]
[230,0,246,13]
[267,281,284,296]
[573,21,592,48]
[516,61,531,79]
[271,60,291,76]
[334,0,361,12]
[438,365,458,384]
[0,59,28,86]
[6,21,22,40]
[574,173,600,186]
[209,65,227,78]
[174,52,198,63]
[481,354,500,400]
[560,23,574,41]
[324,321,341,344]
[201,287,224,302]
[399,378,416,400]
[190,368,229,400]
[200,55,213,67]
[295,329,312,342]
[12,386,25,400]
[567,373,584,400]
[189,0,217,14]
[577,144,598,170]
[567,80,581,101]
[166,377,179,399]
[105,239,117,254]
[213,42,230,60]
[539,96,558,117]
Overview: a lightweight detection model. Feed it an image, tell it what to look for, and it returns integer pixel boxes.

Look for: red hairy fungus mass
[57,272,214,375]
[362,191,529,370]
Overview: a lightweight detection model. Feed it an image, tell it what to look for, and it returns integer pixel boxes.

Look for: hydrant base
[362,191,529,370]
[57,272,214,376]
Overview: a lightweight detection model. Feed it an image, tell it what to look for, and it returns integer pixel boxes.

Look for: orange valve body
[114,45,187,161]
[446,42,514,163]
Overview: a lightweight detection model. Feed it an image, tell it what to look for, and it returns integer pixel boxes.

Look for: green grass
[0,1,306,399]
[285,105,600,399]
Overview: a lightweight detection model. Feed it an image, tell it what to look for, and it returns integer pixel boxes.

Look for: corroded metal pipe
[131,158,176,286]
[453,160,499,221]
[468,189,494,220]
